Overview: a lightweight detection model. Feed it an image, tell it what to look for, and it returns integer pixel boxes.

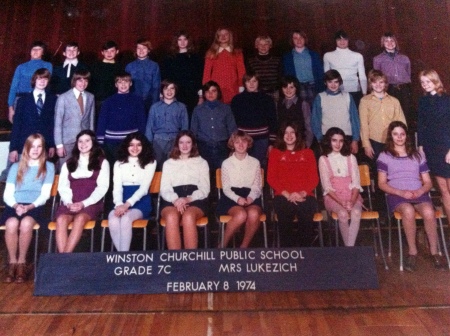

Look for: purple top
[377,151,431,212]
[373,51,411,85]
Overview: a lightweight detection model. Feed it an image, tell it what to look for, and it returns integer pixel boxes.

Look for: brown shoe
[15,263,27,284]
[3,264,16,283]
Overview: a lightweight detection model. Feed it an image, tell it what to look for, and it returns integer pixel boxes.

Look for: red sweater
[268,148,319,196]
[203,49,245,104]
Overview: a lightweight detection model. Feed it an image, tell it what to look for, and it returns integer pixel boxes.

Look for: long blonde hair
[16,134,47,185]
[206,28,241,59]
[419,69,446,95]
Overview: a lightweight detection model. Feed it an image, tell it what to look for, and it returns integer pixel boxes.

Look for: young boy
[96,72,146,164]
[54,70,95,168]
[50,42,89,95]
[359,69,406,159]
[9,68,56,163]
[125,38,161,111]
[8,41,52,123]
[90,41,122,105]
[311,69,360,154]
[145,80,189,169]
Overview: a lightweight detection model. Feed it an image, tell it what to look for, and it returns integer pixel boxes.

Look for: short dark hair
[102,40,118,51]
[279,75,300,98]
[321,127,351,156]
[115,71,132,83]
[160,79,178,95]
[31,41,46,52]
[169,130,200,159]
[31,68,51,87]
[324,69,343,85]
[242,71,260,87]
[202,81,222,101]
[334,30,349,40]
[290,30,308,47]
[64,42,79,51]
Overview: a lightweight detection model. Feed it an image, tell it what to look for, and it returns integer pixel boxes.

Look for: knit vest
[319,92,352,136]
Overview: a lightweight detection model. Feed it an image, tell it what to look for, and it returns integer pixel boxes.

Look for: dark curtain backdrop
[1,0,449,119]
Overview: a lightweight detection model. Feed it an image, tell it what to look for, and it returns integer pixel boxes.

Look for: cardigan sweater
[96,92,146,144]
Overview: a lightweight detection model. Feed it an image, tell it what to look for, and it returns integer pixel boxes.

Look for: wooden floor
[0,244,449,335]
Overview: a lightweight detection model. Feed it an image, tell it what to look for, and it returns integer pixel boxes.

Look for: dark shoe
[3,264,16,283]
[14,263,27,284]
[404,254,417,272]
[432,254,446,270]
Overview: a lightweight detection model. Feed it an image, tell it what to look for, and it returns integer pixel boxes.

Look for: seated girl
[55,130,110,253]
[1,134,55,283]
[267,121,319,247]
[377,121,444,271]
[216,130,262,248]
[319,127,363,247]
[108,132,156,251]
[160,130,210,249]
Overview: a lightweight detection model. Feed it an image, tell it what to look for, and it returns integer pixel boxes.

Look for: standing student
[230,72,277,167]
[417,69,450,224]
[145,80,189,169]
[216,131,262,248]
[162,31,203,116]
[90,41,122,108]
[378,121,445,271]
[373,33,413,127]
[268,122,319,247]
[125,38,161,111]
[54,70,95,168]
[1,134,55,283]
[359,69,406,162]
[191,81,237,172]
[55,130,109,253]
[282,30,324,107]
[96,72,146,165]
[202,28,246,104]
[108,133,156,251]
[8,68,56,164]
[247,35,281,100]
[8,41,52,123]
[160,131,210,250]
[319,128,362,247]
[323,30,367,107]
[312,70,360,154]
[50,42,89,95]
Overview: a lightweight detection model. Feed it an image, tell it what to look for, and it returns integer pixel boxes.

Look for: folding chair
[331,164,388,269]
[216,168,268,248]
[100,171,162,252]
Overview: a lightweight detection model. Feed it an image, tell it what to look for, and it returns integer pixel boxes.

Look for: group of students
[3,28,450,283]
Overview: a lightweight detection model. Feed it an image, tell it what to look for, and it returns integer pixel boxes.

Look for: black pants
[273,195,318,247]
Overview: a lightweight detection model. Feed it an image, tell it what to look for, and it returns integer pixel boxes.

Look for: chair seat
[361,211,379,220]
[160,216,208,227]
[220,213,267,223]
[394,210,443,220]
[0,224,40,230]
[48,221,96,230]
[274,213,323,222]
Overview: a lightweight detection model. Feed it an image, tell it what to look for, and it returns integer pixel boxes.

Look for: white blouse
[58,156,110,207]
[318,152,362,195]
[113,157,157,207]
[160,156,210,203]
[221,153,261,202]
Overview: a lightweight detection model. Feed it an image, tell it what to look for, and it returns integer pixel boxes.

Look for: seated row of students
[2,119,445,283]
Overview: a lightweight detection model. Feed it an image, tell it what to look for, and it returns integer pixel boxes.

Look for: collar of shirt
[33,89,46,102]
[73,87,84,98]
[283,96,298,106]
[325,89,342,95]
[218,46,231,53]
[63,59,79,67]
[293,47,307,54]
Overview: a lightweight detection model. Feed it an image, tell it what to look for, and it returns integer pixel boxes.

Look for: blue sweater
[145,100,189,141]
[282,48,325,92]
[10,92,56,152]
[96,93,146,144]
[125,58,161,106]
[8,59,53,106]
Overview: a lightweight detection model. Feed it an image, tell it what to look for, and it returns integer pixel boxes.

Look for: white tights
[328,203,362,246]
[108,209,143,251]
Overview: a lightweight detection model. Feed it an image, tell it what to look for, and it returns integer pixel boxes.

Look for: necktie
[77,92,84,115]
[66,63,72,78]
[36,93,43,116]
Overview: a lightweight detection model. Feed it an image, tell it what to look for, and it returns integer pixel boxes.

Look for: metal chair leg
[397,219,403,271]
